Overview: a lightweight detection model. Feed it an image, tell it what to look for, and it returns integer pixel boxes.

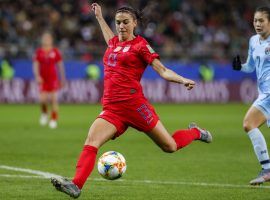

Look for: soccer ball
[97,151,127,180]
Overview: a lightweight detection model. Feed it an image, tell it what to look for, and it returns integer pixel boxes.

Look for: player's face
[254,12,270,39]
[41,33,53,47]
[115,12,137,42]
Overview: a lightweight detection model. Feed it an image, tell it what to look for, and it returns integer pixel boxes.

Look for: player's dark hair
[115,2,157,27]
[256,6,270,21]
[116,6,143,24]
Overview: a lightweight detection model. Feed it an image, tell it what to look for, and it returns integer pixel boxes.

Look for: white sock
[248,128,270,170]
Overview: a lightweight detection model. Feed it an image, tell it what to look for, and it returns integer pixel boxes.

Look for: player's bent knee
[243,120,253,133]
[161,143,177,153]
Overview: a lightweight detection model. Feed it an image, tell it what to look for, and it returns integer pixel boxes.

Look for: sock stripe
[260,160,270,165]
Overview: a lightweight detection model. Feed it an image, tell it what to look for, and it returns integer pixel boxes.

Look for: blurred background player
[33,32,66,129]
[51,3,212,198]
[233,6,270,185]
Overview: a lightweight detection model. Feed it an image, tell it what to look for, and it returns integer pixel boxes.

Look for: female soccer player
[233,6,270,185]
[33,32,66,129]
[51,3,212,198]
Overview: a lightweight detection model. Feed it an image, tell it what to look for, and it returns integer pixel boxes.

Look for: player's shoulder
[35,47,42,53]
[133,35,157,55]
[109,36,119,46]
[134,35,148,45]
[249,34,260,45]
[33,48,43,60]
[34,48,43,57]
[132,35,150,50]
[53,47,61,53]
[111,35,118,41]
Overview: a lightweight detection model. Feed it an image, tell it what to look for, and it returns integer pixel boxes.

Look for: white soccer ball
[97,151,127,180]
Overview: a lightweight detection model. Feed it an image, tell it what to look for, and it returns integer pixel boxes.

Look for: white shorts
[252,93,270,127]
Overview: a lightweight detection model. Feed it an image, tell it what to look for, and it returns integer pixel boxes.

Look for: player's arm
[232,54,255,73]
[151,58,195,90]
[57,61,66,87]
[33,61,43,84]
[91,3,114,45]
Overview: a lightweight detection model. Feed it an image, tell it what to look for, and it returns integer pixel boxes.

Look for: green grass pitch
[0,103,270,200]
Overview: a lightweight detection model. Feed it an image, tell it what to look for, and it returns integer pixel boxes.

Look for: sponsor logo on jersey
[265,47,270,55]
[114,46,122,52]
[146,45,155,53]
[122,46,131,52]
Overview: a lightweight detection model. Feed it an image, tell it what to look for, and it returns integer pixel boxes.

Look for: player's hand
[183,78,195,90]
[232,55,242,71]
[91,3,103,20]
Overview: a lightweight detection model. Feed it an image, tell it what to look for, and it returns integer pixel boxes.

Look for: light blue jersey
[242,34,270,94]
[242,34,270,126]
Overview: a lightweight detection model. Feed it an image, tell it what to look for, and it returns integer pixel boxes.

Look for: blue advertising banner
[8,59,256,81]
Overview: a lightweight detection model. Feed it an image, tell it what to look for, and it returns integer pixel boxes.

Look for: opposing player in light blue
[233,6,270,185]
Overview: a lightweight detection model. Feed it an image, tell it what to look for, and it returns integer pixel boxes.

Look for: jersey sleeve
[55,48,63,62]
[33,49,39,62]
[138,40,160,64]
[241,37,255,73]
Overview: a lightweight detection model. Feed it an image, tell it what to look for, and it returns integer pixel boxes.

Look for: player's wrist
[96,15,104,22]
[178,76,185,84]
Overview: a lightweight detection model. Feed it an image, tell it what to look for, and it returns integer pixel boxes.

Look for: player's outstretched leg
[249,168,270,185]
[51,176,81,198]
[171,122,212,150]
[188,122,212,143]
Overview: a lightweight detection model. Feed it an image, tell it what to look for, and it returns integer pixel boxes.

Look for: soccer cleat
[188,122,212,143]
[49,120,57,129]
[39,114,48,126]
[51,176,81,198]
[250,168,270,185]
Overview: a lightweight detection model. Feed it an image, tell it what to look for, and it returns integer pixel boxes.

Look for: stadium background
[0,0,264,103]
[1,1,270,200]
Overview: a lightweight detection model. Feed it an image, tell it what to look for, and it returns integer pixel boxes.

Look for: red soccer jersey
[102,35,159,104]
[33,47,62,82]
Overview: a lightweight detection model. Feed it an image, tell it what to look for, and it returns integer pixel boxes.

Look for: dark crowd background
[0,0,268,62]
